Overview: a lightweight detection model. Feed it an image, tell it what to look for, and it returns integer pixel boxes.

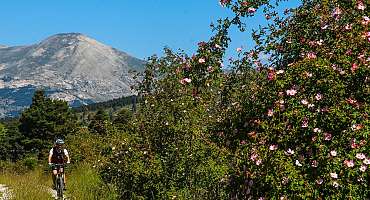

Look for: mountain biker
[48,139,70,190]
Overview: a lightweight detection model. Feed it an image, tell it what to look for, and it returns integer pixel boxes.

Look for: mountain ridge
[0,33,145,117]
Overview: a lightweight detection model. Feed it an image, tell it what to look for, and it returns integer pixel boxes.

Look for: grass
[67,163,118,200]
[0,163,118,200]
[0,169,53,200]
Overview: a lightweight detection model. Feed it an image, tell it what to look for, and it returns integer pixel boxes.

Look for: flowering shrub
[103,0,369,199]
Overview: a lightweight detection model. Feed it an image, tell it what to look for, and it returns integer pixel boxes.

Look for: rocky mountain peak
[0,33,145,117]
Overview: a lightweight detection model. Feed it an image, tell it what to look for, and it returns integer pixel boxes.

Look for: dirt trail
[0,184,11,200]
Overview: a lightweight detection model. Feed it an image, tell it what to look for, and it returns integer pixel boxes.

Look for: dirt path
[0,184,11,200]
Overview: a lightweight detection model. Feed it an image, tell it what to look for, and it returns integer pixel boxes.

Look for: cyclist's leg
[61,167,67,190]
[52,168,57,188]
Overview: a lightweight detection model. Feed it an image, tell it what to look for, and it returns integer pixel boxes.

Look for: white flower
[356,153,366,160]
[363,158,370,165]
[285,148,295,156]
[269,144,278,151]
[313,128,322,133]
[198,58,206,63]
[316,178,323,185]
[286,89,297,96]
[332,181,339,188]
[295,160,302,167]
[330,150,337,157]
[360,165,367,172]
[330,172,338,179]
[276,70,284,74]
[301,99,309,105]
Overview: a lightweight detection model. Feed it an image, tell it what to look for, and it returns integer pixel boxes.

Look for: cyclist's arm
[64,149,71,163]
[48,149,53,163]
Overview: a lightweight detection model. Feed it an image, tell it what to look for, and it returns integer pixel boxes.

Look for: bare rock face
[0,33,145,117]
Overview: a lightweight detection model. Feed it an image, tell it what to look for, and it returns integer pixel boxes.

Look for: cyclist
[48,139,70,190]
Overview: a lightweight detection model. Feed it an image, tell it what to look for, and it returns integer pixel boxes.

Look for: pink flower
[344,160,355,168]
[356,153,366,160]
[332,7,342,19]
[330,150,337,157]
[351,139,359,149]
[324,133,332,141]
[316,178,323,185]
[362,16,369,25]
[236,47,243,52]
[267,109,274,117]
[345,24,352,30]
[198,58,206,63]
[250,153,258,161]
[207,66,214,73]
[219,0,230,7]
[269,144,278,151]
[360,165,367,172]
[301,118,309,128]
[357,1,366,10]
[248,7,256,13]
[286,89,297,96]
[295,160,302,167]
[311,160,318,168]
[255,159,262,165]
[307,52,317,59]
[351,63,359,72]
[330,172,338,179]
[315,93,323,101]
[267,71,276,81]
[180,78,191,85]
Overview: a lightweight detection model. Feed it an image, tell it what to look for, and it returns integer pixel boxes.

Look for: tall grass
[67,163,118,200]
[0,169,53,200]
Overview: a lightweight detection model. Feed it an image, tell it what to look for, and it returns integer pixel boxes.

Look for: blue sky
[0,0,300,60]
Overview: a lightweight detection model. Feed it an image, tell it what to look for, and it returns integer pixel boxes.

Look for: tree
[19,90,77,155]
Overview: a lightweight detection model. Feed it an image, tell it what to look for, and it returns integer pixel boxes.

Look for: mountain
[0,33,145,118]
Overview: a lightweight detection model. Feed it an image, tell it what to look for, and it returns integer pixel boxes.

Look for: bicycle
[51,163,65,199]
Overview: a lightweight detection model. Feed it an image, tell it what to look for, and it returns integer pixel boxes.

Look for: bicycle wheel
[59,175,64,199]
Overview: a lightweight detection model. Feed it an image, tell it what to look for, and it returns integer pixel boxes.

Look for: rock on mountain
[0,33,145,118]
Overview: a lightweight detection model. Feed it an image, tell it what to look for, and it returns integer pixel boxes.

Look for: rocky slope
[0,33,145,117]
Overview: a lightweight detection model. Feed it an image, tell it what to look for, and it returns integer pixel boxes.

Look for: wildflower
[332,181,339,188]
[301,118,309,128]
[364,158,370,165]
[362,16,369,25]
[344,160,355,168]
[198,58,206,63]
[332,7,342,19]
[256,159,262,165]
[250,153,258,161]
[316,178,323,185]
[215,44,222,49]
[248,7,256,13]
[330,172,338,179]
[219,0,230,7]
[301,99,309,105]
[356,153,366,160]
[236,47,243,52]
[276,69,284,74]
[315,93,323,101]
[267,109,274,117]
[269,144,278,151]
[207,66,214,73]
[308,104,315,109]
[345,24,352,30]
[360,165,367,172]
[313,128,321,133]
[286,89,297,96]
[311,160,318,168]
[307,52,317,59]
[357,1,366,10]
[294,159,302,167]
[285,148,295,156]
[351,63,359,72]
[324,133,332,141]
[330,150,337,157]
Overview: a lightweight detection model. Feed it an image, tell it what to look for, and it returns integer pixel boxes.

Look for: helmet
[55,139,65,145]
